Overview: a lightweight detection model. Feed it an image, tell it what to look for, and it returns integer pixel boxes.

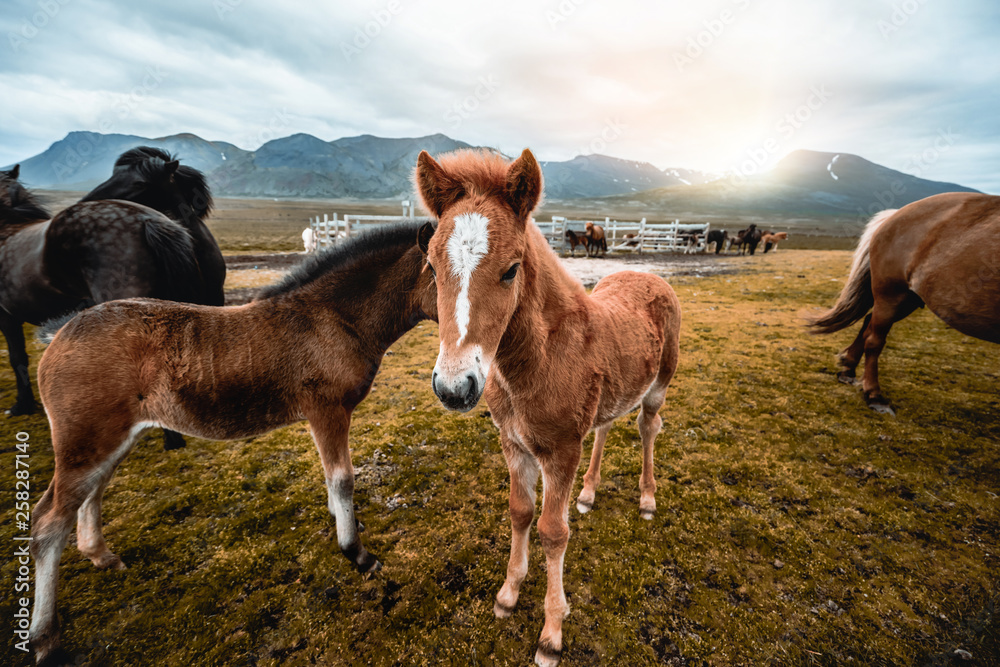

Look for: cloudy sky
[2,0,998,191]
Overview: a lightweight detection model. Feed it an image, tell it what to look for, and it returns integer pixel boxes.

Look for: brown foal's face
[415,149,542,413]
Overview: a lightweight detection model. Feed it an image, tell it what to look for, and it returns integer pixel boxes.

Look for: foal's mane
[0,174,51,225]
[257,221,425,299]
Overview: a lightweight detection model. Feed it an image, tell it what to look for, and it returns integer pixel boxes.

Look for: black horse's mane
[0,175,51,225]
[88,146,214,220]
[257,222,425,299]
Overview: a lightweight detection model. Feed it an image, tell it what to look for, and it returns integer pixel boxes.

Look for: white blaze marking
[446,212,490,345]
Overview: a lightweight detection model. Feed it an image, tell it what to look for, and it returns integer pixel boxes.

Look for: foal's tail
[808,209,897,334]
[143,216,203,303]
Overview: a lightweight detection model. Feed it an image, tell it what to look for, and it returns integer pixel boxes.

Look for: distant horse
[28,222,438,664]
[679,231,702,254]
[809,193,1000,413]
[80,146,226,306]
[303,226,318,253]
[0,166,206,428]
[584,221,607,257]
[762,231,788,253]
[706,228,728,254]
[416,149,681,666]
[564,229,589,256]
[733,224,762,255]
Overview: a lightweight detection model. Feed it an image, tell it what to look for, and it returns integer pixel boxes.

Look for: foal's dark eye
[501,263,520,284]
[427,262,436,278]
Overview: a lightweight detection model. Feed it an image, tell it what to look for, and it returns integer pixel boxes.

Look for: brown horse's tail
[808,209,897,334]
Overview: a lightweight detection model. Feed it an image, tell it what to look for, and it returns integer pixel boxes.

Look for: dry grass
[1,249,997,666]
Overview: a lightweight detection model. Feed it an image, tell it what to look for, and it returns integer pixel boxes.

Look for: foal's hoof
[639,509,655,521]
[575,499,593,514]
[493,598,515,619]
[534,641,562,667]
[92,553,127,570]
[35,645,74,667]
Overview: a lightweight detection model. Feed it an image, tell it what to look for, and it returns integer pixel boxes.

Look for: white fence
[309,213,710,254]
[309,213,433,249]
[539,217,710,254]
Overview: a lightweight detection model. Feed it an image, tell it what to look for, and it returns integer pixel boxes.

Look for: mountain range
[4,131,980,217]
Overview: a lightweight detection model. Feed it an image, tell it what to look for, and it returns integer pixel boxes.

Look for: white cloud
[1,0,998,191]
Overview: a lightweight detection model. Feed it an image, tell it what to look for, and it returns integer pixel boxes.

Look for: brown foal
[416,148,681,666]
[28,222,437,664]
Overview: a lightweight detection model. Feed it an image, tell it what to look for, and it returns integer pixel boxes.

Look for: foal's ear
[415,151,465,219]
[8,164,20,180]
[417,221,435,255]
[165,160,180,175]
[505,148,543,224]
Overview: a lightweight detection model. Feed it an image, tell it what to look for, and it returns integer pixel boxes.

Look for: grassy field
[1,249,997,666]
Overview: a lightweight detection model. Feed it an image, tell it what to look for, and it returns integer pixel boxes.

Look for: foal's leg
[76,438,138,571]
[31,424,136,663]
[534,447,581,667]
[861,290,922,413]
[576,424,611,514]
[637,388,667,520]
[0,311,35,415]
[306,405,380,573]
[495,434,540,618]
[836,313,872,384]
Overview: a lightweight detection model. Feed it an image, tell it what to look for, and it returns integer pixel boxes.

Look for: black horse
[81,146,226,306]
[706,228,728,254]
[734,224,763,255]
[0,161,217,450]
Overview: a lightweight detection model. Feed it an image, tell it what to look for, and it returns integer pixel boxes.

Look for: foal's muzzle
[432,370,482,413]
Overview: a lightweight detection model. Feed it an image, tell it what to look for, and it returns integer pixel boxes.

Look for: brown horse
[564,228,589,256]
[809,192,1000,413]
[584,221,607,257]
[762,231,788,253]
[28,222,438,664]
[415,148,681,666]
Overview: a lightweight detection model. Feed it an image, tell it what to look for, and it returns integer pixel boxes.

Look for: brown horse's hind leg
[306,405,380,574]
[576,424,611,514]
[861,290,922,414]
[836,313,872,384]
[495,434,539,619]
[76,463,132,571]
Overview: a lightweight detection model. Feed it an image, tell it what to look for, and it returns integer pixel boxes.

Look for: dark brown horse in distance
[28,222,438,665]
[810,193,999,413]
